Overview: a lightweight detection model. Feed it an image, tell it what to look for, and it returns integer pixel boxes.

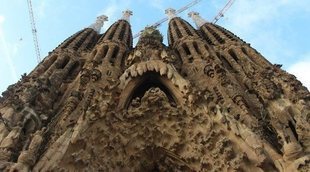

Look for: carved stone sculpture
[0,9,308,172]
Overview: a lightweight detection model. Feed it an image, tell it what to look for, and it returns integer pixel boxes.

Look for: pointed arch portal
[118,71,184,109]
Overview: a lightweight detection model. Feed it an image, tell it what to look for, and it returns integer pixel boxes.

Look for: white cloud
[0,15,5,24]
[288,56,310,89]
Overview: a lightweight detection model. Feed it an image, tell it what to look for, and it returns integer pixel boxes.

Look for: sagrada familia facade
[0,9,309,171]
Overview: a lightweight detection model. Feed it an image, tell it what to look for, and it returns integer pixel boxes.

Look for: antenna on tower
[27,0,41,63]
[212,0,235,24]
[133,0,203,39]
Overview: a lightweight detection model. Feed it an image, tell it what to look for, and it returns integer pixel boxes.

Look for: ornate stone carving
[0,10,309,172]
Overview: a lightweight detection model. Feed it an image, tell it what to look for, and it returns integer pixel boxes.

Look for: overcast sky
[0,0,309,93]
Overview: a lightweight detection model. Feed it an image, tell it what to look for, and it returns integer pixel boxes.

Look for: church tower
[0,9,309,172]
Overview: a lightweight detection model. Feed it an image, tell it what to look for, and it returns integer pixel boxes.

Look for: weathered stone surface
[0,15,309,172]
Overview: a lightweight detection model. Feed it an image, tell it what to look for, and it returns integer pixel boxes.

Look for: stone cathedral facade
[0,9,309,171]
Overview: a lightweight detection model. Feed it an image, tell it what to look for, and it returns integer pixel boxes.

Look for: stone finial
[122,10,133,22]
[165,8,177,20]
[188,11,207,28]
[88,15,108,33]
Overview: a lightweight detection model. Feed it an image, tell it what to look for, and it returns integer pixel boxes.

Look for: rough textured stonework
[0,11,309,172]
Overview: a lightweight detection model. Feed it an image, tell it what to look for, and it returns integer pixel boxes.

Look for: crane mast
[212,0,235,24]
[27,0,41,63]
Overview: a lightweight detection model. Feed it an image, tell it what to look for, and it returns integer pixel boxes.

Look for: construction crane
[212,0,235,24]
[27,0,41,63]
[133,0,203,39]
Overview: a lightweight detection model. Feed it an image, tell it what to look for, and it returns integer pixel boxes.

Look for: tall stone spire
[121,10,133,22]
[87,15,108,33]
[165,8,177,20]
[188,11,207,28]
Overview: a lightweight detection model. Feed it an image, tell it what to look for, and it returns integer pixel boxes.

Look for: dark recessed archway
[118,72,183,109]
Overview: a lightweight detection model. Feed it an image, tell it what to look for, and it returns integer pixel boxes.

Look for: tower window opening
[214,25,236,41]
[182,21,195,36]
[193,42,201,55]
[86,32,98,50]
[168,25,174,45]
[61,29,84,49]
[172,21,182,38]
[102,46,109,58]
[107,23,120,40]
[118,23,127,41]
[182,43,191,56]
[174,49,183,64]
[288,121,299,141]
[65,61,80,81]
[206,25,225,44]
[241,47,249,56]
[44,55,58,71]
[91,49,98,59]
[56,56,70,69]
[217,53,234,72]
[204,44,211,51]
[73,30,91,50]
[201,27,214,45]
[109,46,120,65]
[127,30,132,47]
[228,49,239,62]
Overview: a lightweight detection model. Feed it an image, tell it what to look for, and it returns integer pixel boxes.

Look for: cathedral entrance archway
[118,71,184,109]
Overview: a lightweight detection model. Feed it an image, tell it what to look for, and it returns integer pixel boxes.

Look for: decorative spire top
[122,10,133,22]
[140,26,163,42]
[188,11,207,28]
[165,8,177,20]
[88,15,108,33]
